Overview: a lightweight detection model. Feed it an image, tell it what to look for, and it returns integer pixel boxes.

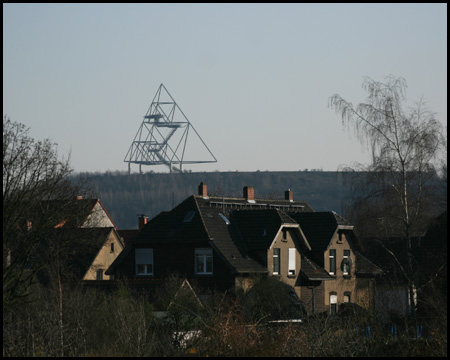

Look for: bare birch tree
[329,76,445,321]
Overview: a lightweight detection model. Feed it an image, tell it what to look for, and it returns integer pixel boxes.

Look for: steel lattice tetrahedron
[124,84,217,173]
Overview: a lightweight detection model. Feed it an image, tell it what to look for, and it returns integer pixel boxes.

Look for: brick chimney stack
[285,189,293,202]
[138,214,148,230]
[243,186,255,201]
[198,181,208,198]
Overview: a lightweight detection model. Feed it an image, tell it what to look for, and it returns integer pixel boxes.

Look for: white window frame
[135,248,154,276]
[329,249,336,275]
[288,248,296,275]
[195,248,213,275]
[343,249,350,275]
[273,248,280,275]
[330,294,338,314]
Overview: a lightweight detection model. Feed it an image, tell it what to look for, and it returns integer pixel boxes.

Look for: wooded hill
[75,171,354,230]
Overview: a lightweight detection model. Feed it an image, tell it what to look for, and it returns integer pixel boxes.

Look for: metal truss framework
[124,84,217,173]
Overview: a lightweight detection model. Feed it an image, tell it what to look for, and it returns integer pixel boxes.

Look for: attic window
[218,213,230,225]
[183,211,196,222]
[96,269,103,281]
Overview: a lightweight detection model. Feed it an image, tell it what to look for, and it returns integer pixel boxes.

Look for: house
[106,182,380,315]
[286,211,383,314]
[117,214,149,246]
[18,197,124,282]
[79,227,124,281]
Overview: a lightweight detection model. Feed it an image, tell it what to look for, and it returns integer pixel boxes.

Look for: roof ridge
[276,209,297,224]
[193,195,215,243]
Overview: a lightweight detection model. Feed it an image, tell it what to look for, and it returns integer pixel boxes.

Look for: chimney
[243,186,255,202]
[285,189,293,202]
[76,195,83,200]
[138,214,148,230]
[198,181,208,198]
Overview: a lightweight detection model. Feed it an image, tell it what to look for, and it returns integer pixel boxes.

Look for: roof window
[183,211,196,222]
[218,213,230,225]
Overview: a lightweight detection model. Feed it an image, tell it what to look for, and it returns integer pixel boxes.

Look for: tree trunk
[57,261,64,357]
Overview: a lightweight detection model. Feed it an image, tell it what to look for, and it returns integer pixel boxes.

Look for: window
[110,242,114,253]
[329,249,336,275]
[136,249,153,275]
[330,293,338,315]
[195,248,213,275]
[273,248,280,275]
[282,228,287,241]
[96,269,103,280]
[288,248,296,275]
[218,213,230,225]
[183,211,196,222]
[6,250,11,267]
[342,249,351,275]
[344,292,351,303]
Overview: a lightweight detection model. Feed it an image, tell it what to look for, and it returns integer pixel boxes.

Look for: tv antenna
[124,84,217,173]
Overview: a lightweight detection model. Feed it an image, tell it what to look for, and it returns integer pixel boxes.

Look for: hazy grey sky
[3,3,447,173]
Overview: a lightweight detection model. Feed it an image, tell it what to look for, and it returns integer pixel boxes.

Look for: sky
[3,3,447,174]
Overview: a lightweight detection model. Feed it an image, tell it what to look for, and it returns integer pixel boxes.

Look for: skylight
[218,213,230,225]
[183,211,196,222]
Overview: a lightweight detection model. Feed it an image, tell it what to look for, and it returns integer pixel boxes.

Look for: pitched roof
[108,193,323,277]
[354,251,383,276]
[196,205,267,274]
[195,196,312,273]
[132,196,209,244]
[126,195,267,274]
[26,198,118,230]
[231,209,298,251]
[117,229,140,246]
[36,227,120,280]
[197,195,314,212]
[287,211,353,252]
[71,227,120,279]
[300,254,334,281]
